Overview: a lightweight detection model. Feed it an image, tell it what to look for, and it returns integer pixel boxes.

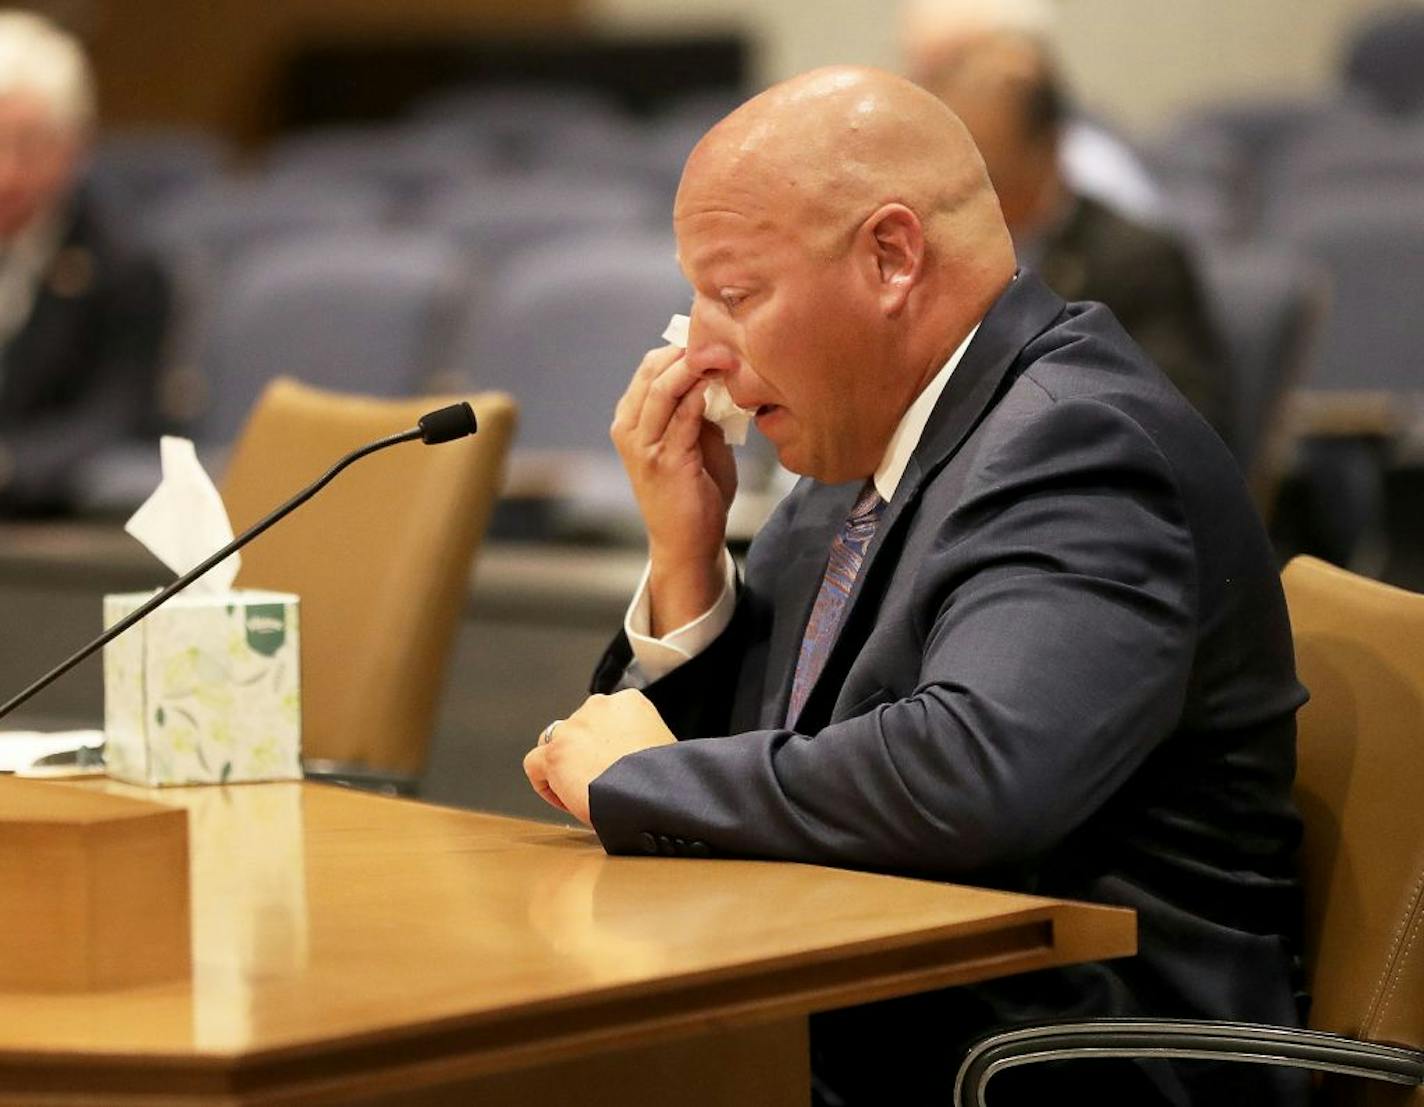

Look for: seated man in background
[524,67,1306,1105]
[0,11,169,515]
[901,0,1164,225]
[913,23,1230,439]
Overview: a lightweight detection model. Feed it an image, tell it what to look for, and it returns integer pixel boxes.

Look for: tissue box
[102,590,302,786]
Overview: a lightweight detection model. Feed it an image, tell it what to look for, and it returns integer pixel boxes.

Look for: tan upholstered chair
[220,378,515,790]
[953,556,1424,1105]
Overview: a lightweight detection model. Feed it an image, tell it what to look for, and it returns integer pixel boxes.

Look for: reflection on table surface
[0,780,1134,1063]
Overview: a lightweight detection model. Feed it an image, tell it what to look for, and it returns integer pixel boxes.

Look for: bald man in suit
[525,67,1306,1106]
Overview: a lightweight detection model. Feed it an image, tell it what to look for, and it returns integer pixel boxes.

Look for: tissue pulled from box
[124,437,238,593]
[662,313,753,446]
[105,437,301,786]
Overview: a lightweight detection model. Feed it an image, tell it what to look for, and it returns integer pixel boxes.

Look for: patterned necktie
[786,481,886,727]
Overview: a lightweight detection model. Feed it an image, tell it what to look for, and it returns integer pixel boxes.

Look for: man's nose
[683,307,739,379]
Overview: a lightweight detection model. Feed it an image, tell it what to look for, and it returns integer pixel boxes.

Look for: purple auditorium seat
[195,229,473,444]
[455,229,688,533]
[418,175,663,265]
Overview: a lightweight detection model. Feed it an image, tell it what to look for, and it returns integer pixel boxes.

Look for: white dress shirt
[624,322,982,683]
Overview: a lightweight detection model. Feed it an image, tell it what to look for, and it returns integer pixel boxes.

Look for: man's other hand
[524,690,677,825]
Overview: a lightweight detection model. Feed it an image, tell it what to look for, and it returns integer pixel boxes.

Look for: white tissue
[701,380,753,446]
[662,313,754,446]
[661,314,690,348]
[124,437,239,594]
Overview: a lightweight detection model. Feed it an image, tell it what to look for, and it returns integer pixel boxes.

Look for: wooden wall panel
[78,0,581,144]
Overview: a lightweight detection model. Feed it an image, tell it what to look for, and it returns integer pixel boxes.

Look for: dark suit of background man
[523,67,1306,1107]
[0,11,170,515]
[915,25,1228,439]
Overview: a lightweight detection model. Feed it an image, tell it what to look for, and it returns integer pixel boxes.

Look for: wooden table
[0,781,1135,1105]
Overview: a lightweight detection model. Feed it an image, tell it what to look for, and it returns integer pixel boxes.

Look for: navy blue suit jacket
[589,273,1307,1104]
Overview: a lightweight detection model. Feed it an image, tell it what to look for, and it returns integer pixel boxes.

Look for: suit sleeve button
[657,835,676,855]
[639,832,659,855]
[688,841,711,858]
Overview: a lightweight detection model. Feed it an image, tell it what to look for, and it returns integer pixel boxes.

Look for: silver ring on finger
[539,719,564,746]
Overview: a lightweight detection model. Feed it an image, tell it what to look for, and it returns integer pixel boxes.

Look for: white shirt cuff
[623,549,737,684]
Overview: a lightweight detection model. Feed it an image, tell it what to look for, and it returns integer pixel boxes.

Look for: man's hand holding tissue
[523,690,677,824]
[611,341,737,636]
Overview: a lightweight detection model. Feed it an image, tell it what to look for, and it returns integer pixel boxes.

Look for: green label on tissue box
[102,590,301,786]
[245,604,288,657]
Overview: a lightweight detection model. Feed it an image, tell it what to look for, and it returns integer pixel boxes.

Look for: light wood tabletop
[0,780,1135,1105]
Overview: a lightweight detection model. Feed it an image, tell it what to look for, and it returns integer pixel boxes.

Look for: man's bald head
[676,66,1010,282]
[669,67,1016,484]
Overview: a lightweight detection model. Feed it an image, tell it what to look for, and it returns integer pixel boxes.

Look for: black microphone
[0,402,479,723]
[419,402,477,444]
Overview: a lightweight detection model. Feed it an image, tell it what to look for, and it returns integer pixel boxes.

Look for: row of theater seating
[76,216,1320,545]
[79,87,735,528]
[78,221,694,533]
[90,84,737,222]
[72,79,1414,552]
[1140,73,1424,570]
[1145,92,1424,401]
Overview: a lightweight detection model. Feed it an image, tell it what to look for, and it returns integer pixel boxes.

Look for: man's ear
[860,203,924,317]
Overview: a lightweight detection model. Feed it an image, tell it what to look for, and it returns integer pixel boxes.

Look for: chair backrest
[1172,97,1342,160]
[522,116,689,202]
[1343,5,1424,115]
[459,228,688,454]
[1282,557,1424,1057]
[1165,98,1357,235]
[1194,243,1327,506]
[88,127,230,220]
[450,228,687,536]
[419,175,663,263]
[220,378,516,775]
[264,125,495,207]
[408,83,622,165]
[146,177,389,267]
[196,229,472,443]
[1261,121,1424,228]
[1270,187,1424,394]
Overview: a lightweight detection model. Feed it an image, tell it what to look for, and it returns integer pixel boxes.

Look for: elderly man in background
[908,13,1229,438]
[0,10,169,514]
[525,67,1306,1105]
[900,0,1163,223]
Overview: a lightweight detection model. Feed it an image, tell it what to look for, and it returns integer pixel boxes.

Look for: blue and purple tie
[785,481,886,728]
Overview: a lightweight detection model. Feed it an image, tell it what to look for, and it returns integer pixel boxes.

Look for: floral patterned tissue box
[102,590,301,786]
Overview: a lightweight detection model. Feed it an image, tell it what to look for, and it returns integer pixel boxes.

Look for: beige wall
[1053,0,1400,132]
[585,0,1415,134]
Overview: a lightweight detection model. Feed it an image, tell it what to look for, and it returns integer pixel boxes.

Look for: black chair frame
[954,1018,1424,1106]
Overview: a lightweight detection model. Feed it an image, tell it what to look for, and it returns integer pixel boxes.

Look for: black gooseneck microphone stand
[0,401,478,724]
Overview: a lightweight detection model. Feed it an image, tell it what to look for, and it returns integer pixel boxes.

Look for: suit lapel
[783,273,1067,732]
